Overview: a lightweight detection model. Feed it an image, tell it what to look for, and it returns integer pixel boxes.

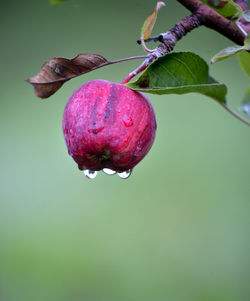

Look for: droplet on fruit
[88,127,104,134]
[123,116,133,127]
[84,169,98,179]
[117,169,132,179]
[102,168,116,175]
[69,129,75,138]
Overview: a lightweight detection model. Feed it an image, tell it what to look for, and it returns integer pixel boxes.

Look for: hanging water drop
[84,169,98,179]
[117,169,132,179]
[239,101,250,117]
[102,168,116,175]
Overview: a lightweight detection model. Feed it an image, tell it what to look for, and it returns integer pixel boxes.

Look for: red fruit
[62,79,157,177]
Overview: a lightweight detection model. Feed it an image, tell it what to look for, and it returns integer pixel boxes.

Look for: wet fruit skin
[62,79,157,172]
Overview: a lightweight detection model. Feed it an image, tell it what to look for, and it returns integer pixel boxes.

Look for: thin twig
[137,35,162,44]
[108,55,148,64]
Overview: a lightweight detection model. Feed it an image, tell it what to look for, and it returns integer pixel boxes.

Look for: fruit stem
[121,61,149,84]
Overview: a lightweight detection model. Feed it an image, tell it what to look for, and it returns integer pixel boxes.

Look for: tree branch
[138,14,201,46]
[130,0,248,85]
[123,14,201,84]
[176,0,245,45]
[122,0,250,126]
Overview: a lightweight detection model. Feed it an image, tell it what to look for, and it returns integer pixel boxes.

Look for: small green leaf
[141,2,166,40]
[200,0,242,21]
[239,86,250,117]
[211,45,244,63]
[50,0,69,5]
[126,52,227,104]
[238,51,250,77]
[211,34,250,63]
[242,10,250,22]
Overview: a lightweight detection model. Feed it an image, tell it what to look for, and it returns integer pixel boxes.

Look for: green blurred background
[0,0,249,300]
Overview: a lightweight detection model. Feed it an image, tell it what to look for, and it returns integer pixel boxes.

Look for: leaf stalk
[219,103,250,126]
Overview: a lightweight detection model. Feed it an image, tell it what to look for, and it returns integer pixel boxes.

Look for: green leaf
[126,52,227,104]
[239,86,250,117]
[50,0,69,5]
[238,51,250,77]
[211,34,250,63]
[200,0,242,21]
[211,45,244,63]
[242,10,250,22]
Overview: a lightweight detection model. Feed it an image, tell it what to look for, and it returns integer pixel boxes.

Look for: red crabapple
[62,79,156,179]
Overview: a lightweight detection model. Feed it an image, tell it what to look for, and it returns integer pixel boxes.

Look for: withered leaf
[26,54,108,98]
[141,1,166,41]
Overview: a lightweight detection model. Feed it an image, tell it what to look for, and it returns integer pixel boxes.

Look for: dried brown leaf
[26,54,108,98]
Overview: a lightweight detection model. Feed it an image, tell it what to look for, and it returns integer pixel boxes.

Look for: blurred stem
[219,103,250,126]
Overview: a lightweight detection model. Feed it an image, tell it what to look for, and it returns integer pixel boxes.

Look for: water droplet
[69,129,75,138]
[102,168,116,175]
[84,169,98,179]
[117,169,132,179]
[123,117,133,127]
[88,127,104,134]
[239,101,250,117]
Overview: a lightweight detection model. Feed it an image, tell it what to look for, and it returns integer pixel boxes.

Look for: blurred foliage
[50,0,70,5]
[200,0,242,21]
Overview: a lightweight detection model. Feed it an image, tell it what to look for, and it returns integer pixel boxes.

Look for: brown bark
[176,0,246,45]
